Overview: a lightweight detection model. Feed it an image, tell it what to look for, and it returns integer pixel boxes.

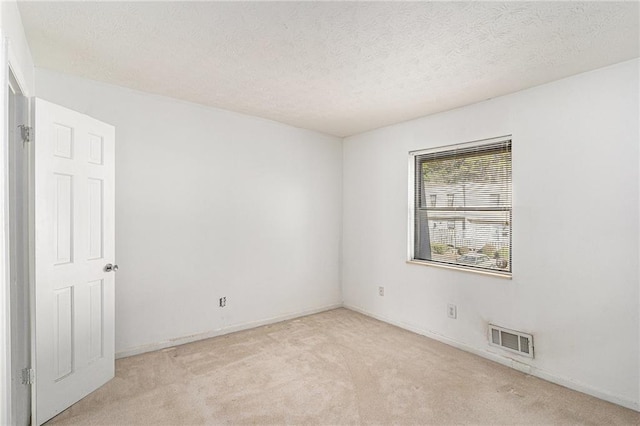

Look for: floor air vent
[489,325,533,358]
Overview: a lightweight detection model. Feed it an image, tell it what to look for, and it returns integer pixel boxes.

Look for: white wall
[2,0,34,95]
[342,59,639,410]
[35,69,343,356]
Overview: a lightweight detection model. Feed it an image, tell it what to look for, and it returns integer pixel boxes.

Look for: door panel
[33,99,115,425]
[87,178,103,260]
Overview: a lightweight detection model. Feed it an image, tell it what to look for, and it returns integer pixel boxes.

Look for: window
[447,193,455,206]
[409,136,512,276]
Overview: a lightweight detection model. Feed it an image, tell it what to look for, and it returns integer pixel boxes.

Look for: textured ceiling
[18,1,640,137]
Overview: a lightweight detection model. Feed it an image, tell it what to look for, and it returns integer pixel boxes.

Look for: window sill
[406,259,512,279]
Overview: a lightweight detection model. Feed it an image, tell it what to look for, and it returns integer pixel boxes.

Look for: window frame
[407,135,512,278]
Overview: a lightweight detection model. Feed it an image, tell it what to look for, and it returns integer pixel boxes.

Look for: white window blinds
[412,137,512,275]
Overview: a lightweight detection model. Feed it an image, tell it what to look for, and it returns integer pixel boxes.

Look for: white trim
[7,53,28,97]
[115,303,343,359]
[28,93,36,426]
[8,73,30,426]
[343,303,640,412]
[0,37,12,426]
[407,152,416,261]
[406,259,512,279]
[408,135,513,277]
[408,134,512,156]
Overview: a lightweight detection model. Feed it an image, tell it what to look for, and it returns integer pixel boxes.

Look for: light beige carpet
[47,308,638,425]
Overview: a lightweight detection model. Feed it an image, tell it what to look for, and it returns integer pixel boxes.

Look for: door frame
[0,35,11,426]
[9,62,31,426]
[1,36,33,426]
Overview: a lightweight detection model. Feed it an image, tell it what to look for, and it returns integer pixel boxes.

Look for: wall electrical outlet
[219,297,226,307]
[447,303,457,319]
[378,286,384,296]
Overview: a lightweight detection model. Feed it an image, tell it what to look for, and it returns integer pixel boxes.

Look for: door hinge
[21,368,34,385]
[18,124,32,144]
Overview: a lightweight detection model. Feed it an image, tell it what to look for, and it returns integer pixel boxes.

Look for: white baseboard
[343,303,639,412]
[116,303,343,359]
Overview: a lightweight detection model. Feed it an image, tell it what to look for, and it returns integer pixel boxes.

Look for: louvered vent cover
[489,325,533,358]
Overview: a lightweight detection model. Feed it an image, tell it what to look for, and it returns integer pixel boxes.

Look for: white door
[33,99,116,425]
